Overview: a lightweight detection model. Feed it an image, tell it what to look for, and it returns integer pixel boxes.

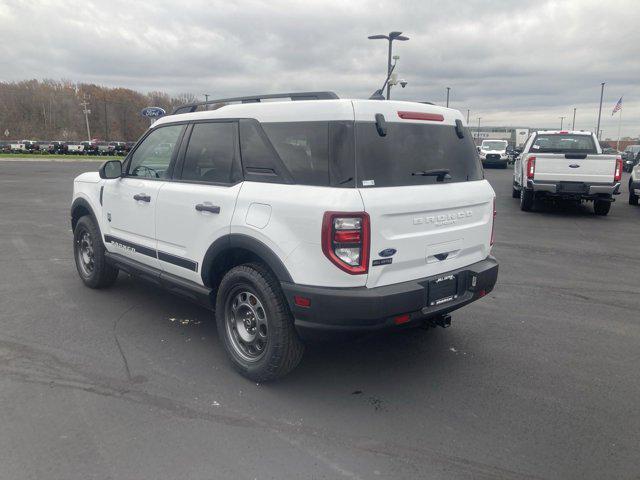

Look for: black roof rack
[172,91,339,115]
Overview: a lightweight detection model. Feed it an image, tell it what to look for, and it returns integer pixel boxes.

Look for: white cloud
[1,0,639,136]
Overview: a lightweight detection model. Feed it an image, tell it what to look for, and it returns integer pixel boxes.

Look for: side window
[181,123,238,184]
[127,125,184,178]
[261,122,329,186]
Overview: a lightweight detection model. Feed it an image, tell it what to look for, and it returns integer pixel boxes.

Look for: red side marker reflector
[294,296,311,308]
[478,289,487,298]
[397,111,444,122]
[394,314,411,325]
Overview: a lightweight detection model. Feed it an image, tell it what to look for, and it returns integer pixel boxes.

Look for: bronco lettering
[413,210,473,226]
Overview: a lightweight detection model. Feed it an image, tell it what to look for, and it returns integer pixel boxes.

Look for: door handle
[133,193,151,202]
[195,204,220,214]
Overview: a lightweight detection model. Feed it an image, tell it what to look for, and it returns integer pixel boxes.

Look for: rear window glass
[531,134,596,153]
[355,122,482,187]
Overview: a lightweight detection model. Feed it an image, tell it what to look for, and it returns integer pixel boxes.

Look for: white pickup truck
[512,130,622,215]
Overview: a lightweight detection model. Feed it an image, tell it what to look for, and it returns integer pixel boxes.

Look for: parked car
[479,139,509,168]
[109,141,127,155]
[513,130,622,215]
[67,142,85,154]
[48,141,68,154]
[96,142,116,156]
[0,141,10,153]
[622,145,640,172]
[81,141,99,155]
[10,140,39,152]
[70,92,499,381]
[629,161,640,206]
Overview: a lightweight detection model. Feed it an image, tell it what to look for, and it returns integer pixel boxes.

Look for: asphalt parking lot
[1,160,639,480]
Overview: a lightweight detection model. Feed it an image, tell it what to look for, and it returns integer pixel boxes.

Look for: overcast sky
[1,0,639,138]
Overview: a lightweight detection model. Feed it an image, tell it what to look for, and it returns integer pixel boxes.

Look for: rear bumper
[527,180,620,198]
[282,257,498,339]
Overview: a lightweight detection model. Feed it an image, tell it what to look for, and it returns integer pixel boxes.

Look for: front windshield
[482,141,507,150]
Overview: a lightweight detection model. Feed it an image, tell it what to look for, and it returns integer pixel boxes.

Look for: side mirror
[99,160,122,179]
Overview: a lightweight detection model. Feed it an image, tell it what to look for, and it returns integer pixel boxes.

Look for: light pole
[204,94,210,111]
[477,117,481,145]
[368,31,409,100]
[596,82,605,139]
[559,116,566,130]
[572,108,576,130]
[80,96,91,141]
[446,87,450,108]
[467,109,470,124]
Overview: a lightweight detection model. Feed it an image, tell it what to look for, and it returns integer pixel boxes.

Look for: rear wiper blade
[411,169,451,182]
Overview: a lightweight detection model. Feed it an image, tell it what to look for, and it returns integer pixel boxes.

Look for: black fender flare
[70,197,98,230]
[201,234,293,287]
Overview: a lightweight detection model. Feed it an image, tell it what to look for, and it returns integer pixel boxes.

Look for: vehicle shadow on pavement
[109,274,464,389]
[529,199,604,217]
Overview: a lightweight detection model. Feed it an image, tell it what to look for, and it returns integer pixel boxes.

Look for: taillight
[490,197,496,246]
[322,212,370,274]
[526,156,536,179]
[614,157,622,182]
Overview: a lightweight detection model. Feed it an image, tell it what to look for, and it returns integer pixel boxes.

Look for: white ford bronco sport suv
[71,92,498,381]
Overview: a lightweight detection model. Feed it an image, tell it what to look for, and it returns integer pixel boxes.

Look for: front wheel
[215,263,304,381]
[73,216,119,288]
[593,199,611,216]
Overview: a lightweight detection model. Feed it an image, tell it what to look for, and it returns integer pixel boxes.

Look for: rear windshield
[531,134,597,154]
[355,122,482,187]
[482,141,507,150]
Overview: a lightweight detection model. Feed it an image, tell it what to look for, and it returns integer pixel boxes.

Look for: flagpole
[616,108,622,152]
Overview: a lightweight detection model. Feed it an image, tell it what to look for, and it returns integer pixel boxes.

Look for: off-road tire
[520,188,534,211]
[629,181,639,205]
[512,184,520,198]
[215,263,304,382]
[73,215,119,288]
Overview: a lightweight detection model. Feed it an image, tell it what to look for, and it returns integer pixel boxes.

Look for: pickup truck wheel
[512,184,520,198]
[216,263,304,382]
[593,200,611,216]
[73,216,119,288]
[629,181,639,205]
[520,188,534,211]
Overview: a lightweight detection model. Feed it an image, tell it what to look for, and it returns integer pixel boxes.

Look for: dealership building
[471,126,557,148]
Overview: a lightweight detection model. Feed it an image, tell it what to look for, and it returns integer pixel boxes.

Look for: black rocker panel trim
[105,251,213,310]
[157,251,198,272]
[103,235,198,272]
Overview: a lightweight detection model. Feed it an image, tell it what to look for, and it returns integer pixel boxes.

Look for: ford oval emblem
[569,164,580,168]
[141,107,166,118]
[379,248,397,258]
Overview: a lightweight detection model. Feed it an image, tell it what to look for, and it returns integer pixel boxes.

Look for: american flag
[611,97,623,116]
